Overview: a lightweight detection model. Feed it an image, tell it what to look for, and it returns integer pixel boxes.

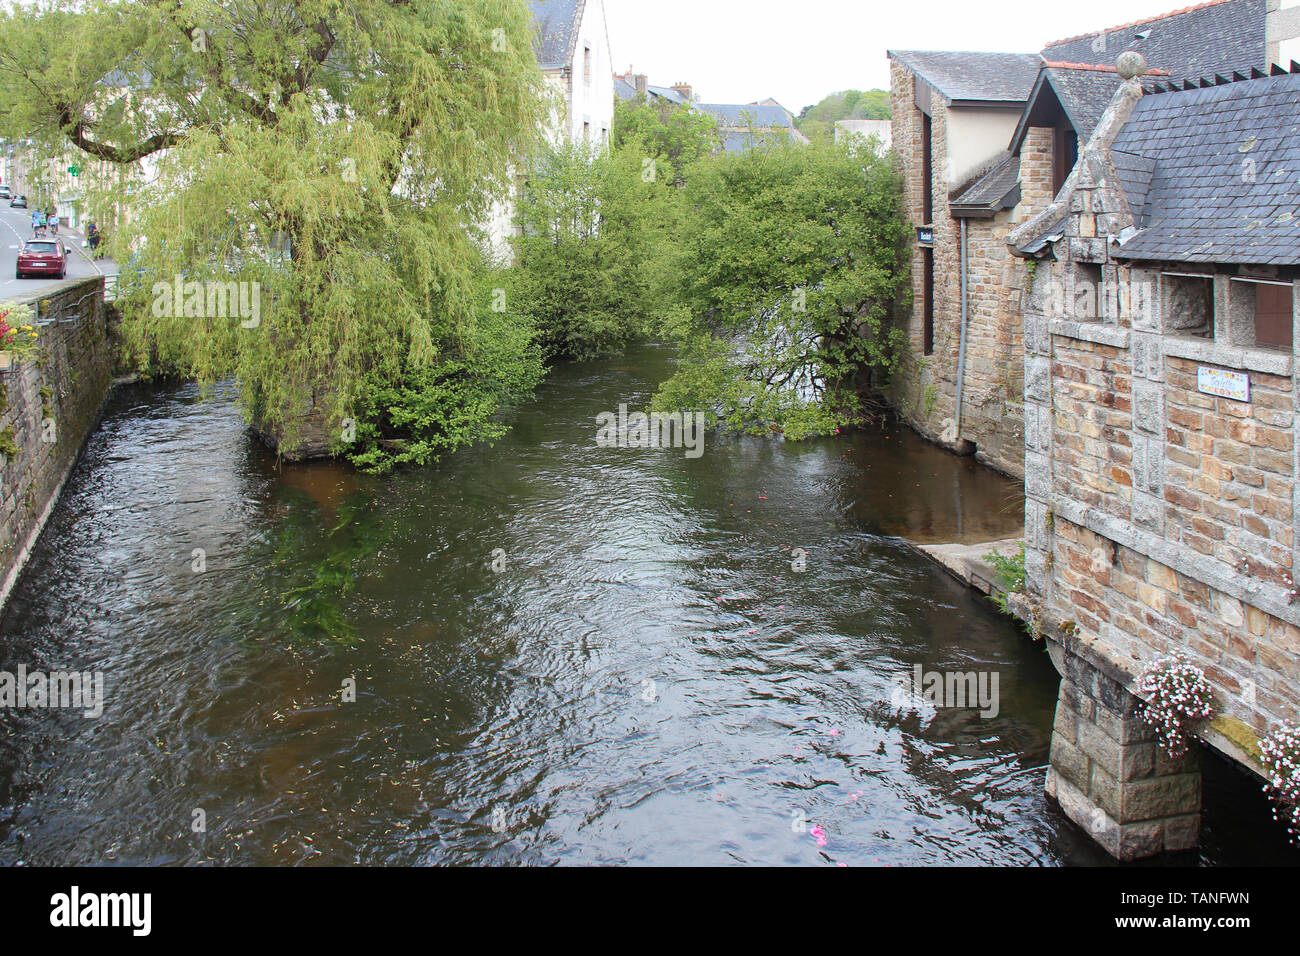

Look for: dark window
[921,113,933,224]
[1255,283,1293,350]
[923,247,934,355]
[1054,127,1078,196]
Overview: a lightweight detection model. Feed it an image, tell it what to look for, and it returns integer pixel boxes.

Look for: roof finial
[1116,51,1147,80]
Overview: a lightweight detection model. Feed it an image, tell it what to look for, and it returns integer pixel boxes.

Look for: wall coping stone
[1050,319,1130,349]
[1162,335,1293,376]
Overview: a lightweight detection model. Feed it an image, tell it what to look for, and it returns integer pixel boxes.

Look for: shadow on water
[0,346,1295,866]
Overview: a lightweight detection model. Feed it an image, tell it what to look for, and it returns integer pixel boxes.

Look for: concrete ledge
[914,536,1023,596]
[1162,334,1293,376]
[1050,319,1130,349]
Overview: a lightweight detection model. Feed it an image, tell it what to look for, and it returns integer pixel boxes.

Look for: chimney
[634,74,649,98]
[671,82,693,102]
[1267,0,1300,69]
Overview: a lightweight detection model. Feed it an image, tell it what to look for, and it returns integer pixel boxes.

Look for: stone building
[1006,57,1300,859]
[886,49,1046,475]
[885,0,1295,477]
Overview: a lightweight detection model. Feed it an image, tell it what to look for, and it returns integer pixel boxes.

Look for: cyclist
[47,207,58,235]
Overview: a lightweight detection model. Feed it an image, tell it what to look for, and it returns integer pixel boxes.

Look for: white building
[485,0,615,261]
[834,118,892,153]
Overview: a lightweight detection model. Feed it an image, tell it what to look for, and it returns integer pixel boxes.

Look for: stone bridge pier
[1043,630,1202,861]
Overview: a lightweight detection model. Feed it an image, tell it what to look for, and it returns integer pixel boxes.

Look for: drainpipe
[954,217,970,438]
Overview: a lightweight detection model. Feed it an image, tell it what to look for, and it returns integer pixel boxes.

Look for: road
[0,205,119,301]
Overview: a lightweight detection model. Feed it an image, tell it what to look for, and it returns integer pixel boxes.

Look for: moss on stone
[1210,715,1263,762]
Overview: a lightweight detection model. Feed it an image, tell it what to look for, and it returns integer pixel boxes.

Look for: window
[1229,277,1293,350]
[1161,272,1214,338]
[921,112,933,224]
[923,247,935,355]
[584,46,592,86]
[1256,283,1294,350]
[1066,261,1104,322]
[1054,127,1078,196]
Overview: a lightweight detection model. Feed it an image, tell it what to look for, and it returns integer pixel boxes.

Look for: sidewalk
[56,219,118,296]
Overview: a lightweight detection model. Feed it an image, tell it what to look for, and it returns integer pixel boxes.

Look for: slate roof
[1043,66,1126,138]
[887,50,1044,104]
[528,0,584,71]
[1109,71,1300,265]
[695,103,796,128]
[715,129,794,154]
[951,153,1021,213]
[1010,63,1170,152]
[613,76,689,104]
[1041,0,1267,84]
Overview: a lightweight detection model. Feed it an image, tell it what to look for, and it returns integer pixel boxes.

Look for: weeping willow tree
[0,0,552,465]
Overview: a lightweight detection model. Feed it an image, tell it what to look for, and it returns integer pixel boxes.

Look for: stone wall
[1010,70,1300,857]
[1045,629,1202,860]
[1026,269,1300,741]
[888,59,962,451]
[885,59,1052,478]
[0,277,114,609]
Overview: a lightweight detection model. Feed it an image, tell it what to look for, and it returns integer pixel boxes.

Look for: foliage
[796,89,891,145]
[653,139,910,439]
[265,496,386,646]
[1136,655,1216,758]
[509,135,682,361]
[0,0,551,467]
[347,271,545,470]
[0,301,39,360]
[983,541,1026,614]
[1258,722,1300,844]
[612,96,721,185]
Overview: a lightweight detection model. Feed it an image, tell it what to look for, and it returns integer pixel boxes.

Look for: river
[0,344,1294,865]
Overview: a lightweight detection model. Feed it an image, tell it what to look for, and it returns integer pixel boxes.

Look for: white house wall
[565,0,614,145]
[944,107,1022,189]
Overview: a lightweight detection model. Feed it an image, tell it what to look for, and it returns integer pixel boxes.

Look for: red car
[16,238,67,280]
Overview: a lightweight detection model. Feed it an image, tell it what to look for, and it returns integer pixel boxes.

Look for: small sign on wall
[916,226,934,246]
[1197,365,1250,403]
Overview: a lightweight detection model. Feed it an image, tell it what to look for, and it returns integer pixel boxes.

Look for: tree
[795,89,891,145]
[653,140,911,439]
[508,140,674,361]
[0,0,551,467]
[612,96,720,185]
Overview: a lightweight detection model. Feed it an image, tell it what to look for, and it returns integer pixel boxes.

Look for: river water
[0,344,1295,866]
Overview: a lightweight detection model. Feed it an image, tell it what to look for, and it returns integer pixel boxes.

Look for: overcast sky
[602,0,1217,112]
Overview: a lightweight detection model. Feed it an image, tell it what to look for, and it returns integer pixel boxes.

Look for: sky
[601,0,1233,112]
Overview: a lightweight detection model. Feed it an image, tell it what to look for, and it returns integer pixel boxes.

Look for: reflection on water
[0,347,1295,866]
